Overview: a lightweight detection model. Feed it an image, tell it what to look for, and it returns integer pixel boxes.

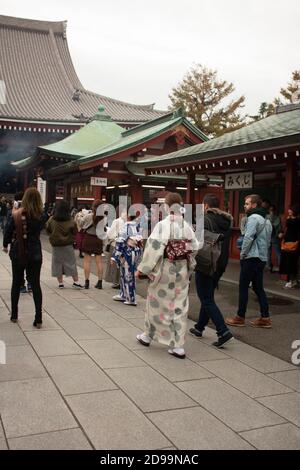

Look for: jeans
[195,271,229,336]
[237,258,269,318]
[11,260,42,321]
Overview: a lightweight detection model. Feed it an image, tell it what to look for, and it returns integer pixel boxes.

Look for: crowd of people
[1,189,300,358]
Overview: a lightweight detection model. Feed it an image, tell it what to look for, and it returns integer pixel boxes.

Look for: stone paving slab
[106,366,197,412]
[268,370,300,393]
[185,337,230,362]
[82,308,132,329]
[41,355,117,396]
[219,342,297,373]
[0,378,77,438]
[147,408,254,450]
[17,312,61,332]
[200,359,293,398]
[105,326,151,350]
[0,345,48,382]
[66,390,171,450]
[240,423,300,450]
[257,393,300,427]
[0,323,29,346]
[8,428,93,450]
[0,439,7,450]
[78,339,145,369]
[25,330,84,357]
[57,319,110,341]
[177,378,286,432]
[135,348,214,382]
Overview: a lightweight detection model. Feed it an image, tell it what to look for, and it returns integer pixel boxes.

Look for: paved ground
[0,240,300,450]
[40,233,300,364]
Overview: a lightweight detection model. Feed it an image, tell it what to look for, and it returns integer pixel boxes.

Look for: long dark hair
[53,200,71,222]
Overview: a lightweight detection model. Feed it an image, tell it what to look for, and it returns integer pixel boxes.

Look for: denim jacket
[240,214,272,261]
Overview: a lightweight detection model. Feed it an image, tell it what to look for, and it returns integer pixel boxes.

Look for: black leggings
[11,260,42,322]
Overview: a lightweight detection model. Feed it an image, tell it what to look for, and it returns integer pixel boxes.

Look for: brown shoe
[225,316,246,327]
[249,317,271,329]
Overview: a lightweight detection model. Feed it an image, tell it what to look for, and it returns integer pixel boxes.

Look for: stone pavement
[0,248,300,450]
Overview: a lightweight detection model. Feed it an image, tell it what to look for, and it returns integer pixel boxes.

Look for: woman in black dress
[3,188,48,327]
[279,204,300,289]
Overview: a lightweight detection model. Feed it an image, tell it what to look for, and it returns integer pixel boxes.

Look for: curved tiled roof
[0,15,166,124]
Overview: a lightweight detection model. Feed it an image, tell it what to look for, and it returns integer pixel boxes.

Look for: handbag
[281,240,299,252]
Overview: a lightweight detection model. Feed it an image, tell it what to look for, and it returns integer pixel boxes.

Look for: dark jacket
[3,213,48,263]
[46,217,77,247]
[197,208,233,281]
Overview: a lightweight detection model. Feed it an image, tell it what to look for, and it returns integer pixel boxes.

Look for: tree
[168,64,246,137]
[280,70,300,103]
[249,101,277,122]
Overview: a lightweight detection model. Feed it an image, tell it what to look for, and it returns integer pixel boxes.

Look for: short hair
[203,193,220,208]
[245,194,262,206]
[165,192,183,207]
[53,200,70,222]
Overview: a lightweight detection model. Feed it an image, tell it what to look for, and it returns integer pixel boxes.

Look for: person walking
[279,204,300,289]
[2,188,47,328]
[136,192,199,358]
[267,204,282,272]
[189,194,234,348]
[79,200,105,289]
[111,213,142,306]
[226,194,272,329]
[46,200,83,289]
[104,208,127,288]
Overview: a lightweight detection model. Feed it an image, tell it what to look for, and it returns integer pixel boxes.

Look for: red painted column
[93,186,102,200]
[284,156,296,214]
[130,183,143,205]
[186,172,195,206]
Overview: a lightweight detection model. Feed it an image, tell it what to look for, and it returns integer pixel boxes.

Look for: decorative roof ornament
[92,105,112,122]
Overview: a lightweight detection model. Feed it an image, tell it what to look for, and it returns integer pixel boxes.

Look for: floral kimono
[138,214,199,348]
[112,220,142,303]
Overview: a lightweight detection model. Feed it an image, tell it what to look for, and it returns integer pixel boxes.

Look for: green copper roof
[138,106,300,168]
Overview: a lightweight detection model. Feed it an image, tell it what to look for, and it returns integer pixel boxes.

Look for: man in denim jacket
[226,194,272,328]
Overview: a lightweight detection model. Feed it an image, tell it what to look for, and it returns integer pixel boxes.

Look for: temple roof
[137,106,300,169]
[0,15,165,125]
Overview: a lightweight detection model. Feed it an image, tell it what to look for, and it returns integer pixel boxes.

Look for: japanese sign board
[225,172,253,190]
[90,177,107,187]
[37,177,47,204]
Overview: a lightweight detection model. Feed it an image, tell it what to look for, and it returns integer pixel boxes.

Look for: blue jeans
[237,258,269,318]
[195,272,229,337]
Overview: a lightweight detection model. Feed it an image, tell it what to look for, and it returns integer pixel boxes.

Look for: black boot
[85,279,90,289]
[95,280,102,289]
[33,317,42,329]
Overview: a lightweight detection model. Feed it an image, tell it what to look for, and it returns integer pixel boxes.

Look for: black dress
[279,217,300,278]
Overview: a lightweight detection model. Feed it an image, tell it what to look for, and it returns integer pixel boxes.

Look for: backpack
[195,217,223,276]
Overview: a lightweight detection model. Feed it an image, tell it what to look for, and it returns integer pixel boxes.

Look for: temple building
[0,15,165,193]
[137,103,300,258]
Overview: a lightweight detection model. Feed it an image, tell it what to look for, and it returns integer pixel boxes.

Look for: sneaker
[168,348,186,359]
[113,295,125,302]
[84,280,90,290]
[112,283,120,289]
[249,317,272,328]
[136,333,151,347]
[189,327,203,338]
[212,331,234,348]
[72,282,84,289]
[33,320,42,329]
[225,316,246,327]
[284,281,293,289]
[58,284,64,289]
[124,301,137,306]
[94,280,102,289]
[27,283,32,292]
[20,286,27,294]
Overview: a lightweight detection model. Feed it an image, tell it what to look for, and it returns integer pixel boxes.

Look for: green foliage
[280,70,300,103]
[168,64,246,137]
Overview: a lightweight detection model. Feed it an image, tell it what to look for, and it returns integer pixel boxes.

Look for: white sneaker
[124,301,137,306]
[168,348,186,359]
[284,281,293,289]
[136,333,151,346]
[113,295,126,302]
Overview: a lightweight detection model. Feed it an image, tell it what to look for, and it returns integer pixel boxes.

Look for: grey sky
[1,0,299,115]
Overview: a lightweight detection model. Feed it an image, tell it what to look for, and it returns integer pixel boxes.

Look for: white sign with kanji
[225,172,253,190]
[90,177,107,187]
[37,177,47,204]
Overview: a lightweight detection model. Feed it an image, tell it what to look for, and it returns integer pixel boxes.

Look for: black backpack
[195,217,223,276]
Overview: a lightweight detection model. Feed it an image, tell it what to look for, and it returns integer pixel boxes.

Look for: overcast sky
[1,0,299,115]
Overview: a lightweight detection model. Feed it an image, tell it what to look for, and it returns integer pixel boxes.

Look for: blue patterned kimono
[112,221,142,303]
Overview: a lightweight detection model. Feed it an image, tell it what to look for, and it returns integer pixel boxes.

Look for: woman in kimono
[111,214,142,306]
[136,193,199,359]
